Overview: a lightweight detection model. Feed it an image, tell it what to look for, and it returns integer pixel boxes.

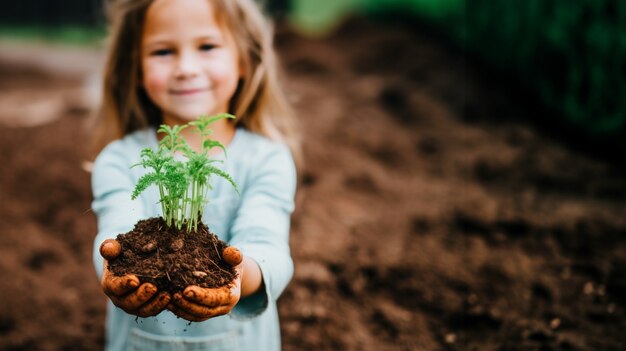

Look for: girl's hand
[167,247,243,322]
[100,239,171,317]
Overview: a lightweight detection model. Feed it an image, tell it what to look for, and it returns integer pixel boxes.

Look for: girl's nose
[174,51,200,78]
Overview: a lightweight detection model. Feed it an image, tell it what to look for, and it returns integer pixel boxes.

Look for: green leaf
[191,113,236,133]
[206,164,240,194]
[202,139,227,156]
[158,124,188,153]
[132,172,162,200]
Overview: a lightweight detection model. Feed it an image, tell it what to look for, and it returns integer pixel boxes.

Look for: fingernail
[184,290,195,299]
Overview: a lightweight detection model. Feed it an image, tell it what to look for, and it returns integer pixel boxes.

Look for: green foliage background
[292,0,626,137]
[457,0,626,136]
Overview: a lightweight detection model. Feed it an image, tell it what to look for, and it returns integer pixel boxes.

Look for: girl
[91,0,299,350]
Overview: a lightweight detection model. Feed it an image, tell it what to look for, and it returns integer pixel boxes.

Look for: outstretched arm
[169,143,297,321]
[228,144,297,317]
[92,138,171,317]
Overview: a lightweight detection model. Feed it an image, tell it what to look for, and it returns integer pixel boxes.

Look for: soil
[109,218,235,294]
[1,17,625,351]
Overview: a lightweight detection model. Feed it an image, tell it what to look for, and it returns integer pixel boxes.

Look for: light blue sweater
[91,128,296,351]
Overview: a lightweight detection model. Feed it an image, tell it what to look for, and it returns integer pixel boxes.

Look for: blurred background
[1,0,625,350]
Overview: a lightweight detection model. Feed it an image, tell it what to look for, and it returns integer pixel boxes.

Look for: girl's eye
[199,44,216,51]
[151,49,173,56]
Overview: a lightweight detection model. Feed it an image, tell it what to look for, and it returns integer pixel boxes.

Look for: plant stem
[158,185,167,223]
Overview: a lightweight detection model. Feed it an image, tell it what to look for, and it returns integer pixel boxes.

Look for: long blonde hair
[93,0,300,163]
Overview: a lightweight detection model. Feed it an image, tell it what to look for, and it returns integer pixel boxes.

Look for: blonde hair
[93,0,300,163]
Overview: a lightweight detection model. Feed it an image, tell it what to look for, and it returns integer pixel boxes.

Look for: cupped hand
[99,239,171,318]
[167,246,243,322]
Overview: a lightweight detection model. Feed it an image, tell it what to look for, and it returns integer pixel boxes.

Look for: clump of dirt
[109,217,235,293]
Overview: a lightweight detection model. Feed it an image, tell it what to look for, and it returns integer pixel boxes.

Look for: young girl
[91,0,299,350]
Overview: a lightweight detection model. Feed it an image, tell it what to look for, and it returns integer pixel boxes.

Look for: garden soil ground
[1,18,625,351]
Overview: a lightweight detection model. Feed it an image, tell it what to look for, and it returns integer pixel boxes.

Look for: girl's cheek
[142,63,169,91]
[144,75,166,92]
[210,55,241,84]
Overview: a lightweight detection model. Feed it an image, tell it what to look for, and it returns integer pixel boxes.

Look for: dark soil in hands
[108,217,236,293]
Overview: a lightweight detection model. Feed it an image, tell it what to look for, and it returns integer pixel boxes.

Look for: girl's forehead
[143,0,226,41]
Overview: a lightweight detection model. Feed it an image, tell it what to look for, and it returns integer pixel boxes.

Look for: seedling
[131,113,239,232]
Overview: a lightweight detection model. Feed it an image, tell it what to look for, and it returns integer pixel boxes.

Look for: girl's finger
[183,286,235,307]
[136,291,171,318]
[103,271,140,297]
[172,292,232,318]
[115,283,157,311]
[222,246,242,266]
[100,239,122,260]
[168,303,208,322]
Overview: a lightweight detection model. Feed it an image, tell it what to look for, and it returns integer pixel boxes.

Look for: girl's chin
[165,110,217,122]
[163,104,229,123]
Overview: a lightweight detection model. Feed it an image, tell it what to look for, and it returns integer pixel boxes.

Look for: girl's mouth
[169,88,208,96]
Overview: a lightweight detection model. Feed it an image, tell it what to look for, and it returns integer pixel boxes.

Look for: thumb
[100,239,122,261]
[222,246,243,266]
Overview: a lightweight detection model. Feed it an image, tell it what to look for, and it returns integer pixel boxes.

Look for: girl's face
[141,0,242,125]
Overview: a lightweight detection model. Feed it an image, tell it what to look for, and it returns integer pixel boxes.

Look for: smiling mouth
[169,88,208,96]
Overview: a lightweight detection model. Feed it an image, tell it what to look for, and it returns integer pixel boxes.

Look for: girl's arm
[168,142,296,321]
[91,142,144,278]
[92,140,168,316]
[241,255,263,297]
[228,143,297,318]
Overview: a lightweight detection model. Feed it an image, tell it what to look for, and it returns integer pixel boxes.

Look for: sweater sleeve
[228,143,297,319]
[91,143,145,280]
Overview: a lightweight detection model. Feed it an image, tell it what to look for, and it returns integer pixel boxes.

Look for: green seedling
[132,113,239,232]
